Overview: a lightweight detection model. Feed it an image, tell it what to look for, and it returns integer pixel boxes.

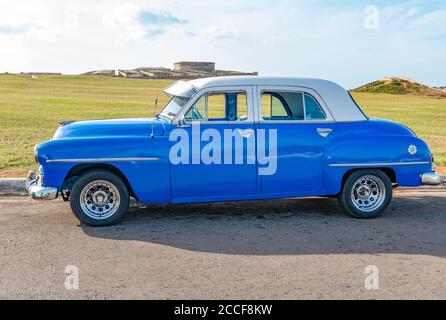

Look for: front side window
[237,93,248,120]
[185,91,248,121]
[207,93,226,119]
[261,91,326,121]
[185,95,206,120]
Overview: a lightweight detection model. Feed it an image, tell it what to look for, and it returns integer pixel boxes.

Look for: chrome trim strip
[329,161,430,167]
[46,157,160,163]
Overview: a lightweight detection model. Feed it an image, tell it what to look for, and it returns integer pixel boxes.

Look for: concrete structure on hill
[174,61,215,72]
[84,62,257,80]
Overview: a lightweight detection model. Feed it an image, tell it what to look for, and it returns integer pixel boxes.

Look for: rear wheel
[338,169,392,219]
[69,170,129,226]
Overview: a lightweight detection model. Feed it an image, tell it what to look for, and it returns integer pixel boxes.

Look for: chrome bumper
[25,169,58,200]
[421,172,445,186]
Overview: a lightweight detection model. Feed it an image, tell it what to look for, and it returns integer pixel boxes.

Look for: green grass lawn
[0,74,445,177]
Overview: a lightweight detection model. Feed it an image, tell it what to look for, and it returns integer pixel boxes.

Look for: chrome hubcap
[80,180,120,220]
[351,175,386,212]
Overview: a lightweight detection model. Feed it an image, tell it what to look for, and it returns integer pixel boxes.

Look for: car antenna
[154,96,158,116]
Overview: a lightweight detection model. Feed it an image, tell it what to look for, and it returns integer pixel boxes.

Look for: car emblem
[408,145,417,155]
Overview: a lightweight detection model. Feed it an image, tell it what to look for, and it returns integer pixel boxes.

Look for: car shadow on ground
[82,194,446,256]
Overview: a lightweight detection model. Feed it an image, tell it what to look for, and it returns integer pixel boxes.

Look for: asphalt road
[0,190,445,299]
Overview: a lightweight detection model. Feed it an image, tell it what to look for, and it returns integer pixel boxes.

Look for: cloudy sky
[0,0,445,88]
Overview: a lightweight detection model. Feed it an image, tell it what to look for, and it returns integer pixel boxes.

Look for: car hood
[53,118,167,140]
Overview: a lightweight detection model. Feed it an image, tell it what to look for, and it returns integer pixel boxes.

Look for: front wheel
[70,170,130,226]
[338,169,393,219]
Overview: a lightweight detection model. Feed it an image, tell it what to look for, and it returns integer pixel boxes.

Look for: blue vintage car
[26,76,443,225]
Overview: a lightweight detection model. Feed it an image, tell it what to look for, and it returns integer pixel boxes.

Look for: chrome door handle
[237,128,254,138]
[317,128,332,137]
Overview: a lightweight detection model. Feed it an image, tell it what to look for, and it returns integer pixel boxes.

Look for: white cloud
[101,3,146,43]
[202,26,240,41]
[409,8,446,29]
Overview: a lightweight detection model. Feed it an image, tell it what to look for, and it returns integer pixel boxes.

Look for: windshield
[158,96,190,120]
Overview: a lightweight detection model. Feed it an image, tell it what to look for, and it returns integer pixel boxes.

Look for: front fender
[36,136,171,203]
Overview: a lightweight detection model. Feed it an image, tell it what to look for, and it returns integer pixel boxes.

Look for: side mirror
[176,115,190,128]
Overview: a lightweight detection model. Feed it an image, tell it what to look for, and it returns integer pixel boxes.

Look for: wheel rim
[350,175,386,212]
[80,180,121,220]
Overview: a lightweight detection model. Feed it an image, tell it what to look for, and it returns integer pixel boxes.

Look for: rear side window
[262,91,303,120]
[261,91,326,121]
[304,94,326,120]
[262,93,291,119]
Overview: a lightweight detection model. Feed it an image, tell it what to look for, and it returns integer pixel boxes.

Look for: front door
[255,86,337,196]
[170,86,258,201]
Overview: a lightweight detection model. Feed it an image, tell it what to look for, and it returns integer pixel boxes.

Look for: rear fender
[324,134,432,194]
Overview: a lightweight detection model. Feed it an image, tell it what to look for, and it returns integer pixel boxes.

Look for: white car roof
[164,76,367,122]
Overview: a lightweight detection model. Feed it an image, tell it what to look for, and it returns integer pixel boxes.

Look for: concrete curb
[0,178,445,197]
[0,178,27,196]
[398,185,446,191]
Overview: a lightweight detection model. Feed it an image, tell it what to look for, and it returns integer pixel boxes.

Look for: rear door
[255,86,337,195]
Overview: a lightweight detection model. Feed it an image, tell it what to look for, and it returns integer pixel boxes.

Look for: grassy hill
[0,74,445,177]
[353,77,446,98]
